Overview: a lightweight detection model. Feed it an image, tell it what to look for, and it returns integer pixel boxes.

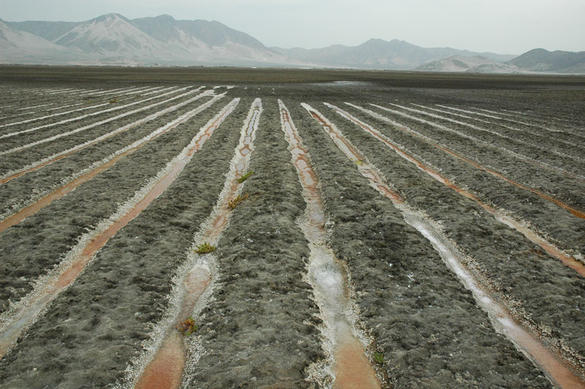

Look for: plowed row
[0,81,584,388]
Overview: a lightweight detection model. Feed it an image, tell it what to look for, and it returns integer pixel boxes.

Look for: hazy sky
[2,0,584,54]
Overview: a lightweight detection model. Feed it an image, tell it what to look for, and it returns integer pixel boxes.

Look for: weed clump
[228,193,249,210]
[373,351,384,365]
[109,97,119,104]
[237,171,254,183]
[177,317,197,336]
[194,242,216,254]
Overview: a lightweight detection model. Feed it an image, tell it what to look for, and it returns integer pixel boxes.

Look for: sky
[1,0,584,54]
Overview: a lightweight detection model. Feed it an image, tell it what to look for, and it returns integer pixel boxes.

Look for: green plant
[373,351,384,365]
[109,97,119,104]
[237,171,254,184]
[228,193,249,210]
[177,317,197,336]
[194,242,216,254]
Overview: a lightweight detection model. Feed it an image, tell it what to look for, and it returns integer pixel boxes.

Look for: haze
[2,0,584,54]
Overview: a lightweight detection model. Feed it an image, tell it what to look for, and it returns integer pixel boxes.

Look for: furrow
[390,103,585,169]
[412,103,582,152]
[302,103,585,389]
[131,99,260,389]
[0,98,240,360]
[0,86,155,129]
[0,97,245,389]
[279,100,380,388]
[345,103,585,220]
[182,98,324,388]
[0,86,185,144]
[440,104,585,140]
[329,102,585,274]
[370,103,585,181]
[0,88,211,185]
[348,102,585,212]
[76,86,143,97]
[0,93,223,233]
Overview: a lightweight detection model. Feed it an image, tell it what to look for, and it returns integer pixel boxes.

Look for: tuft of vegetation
[354,159,364,166]
[373,351,384,365]
[228,193,249,210]
[177,317,197,336]
[237,171,254,183]
[194,242,216,254]
[109,97,119,104]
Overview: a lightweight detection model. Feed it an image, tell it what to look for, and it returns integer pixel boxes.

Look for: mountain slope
[417,55,520,73]
[130,14,285,65]
[53,13,173,64]
[0,20,78,64]
[510,48,585,73]
[6,20,80,41]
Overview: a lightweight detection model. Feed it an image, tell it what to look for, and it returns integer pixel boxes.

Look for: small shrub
[177,317,197,336]
[373,351,384,365]
[237,171,254,184]
[109,97,119,104]
[194,242,216,254]
[228,193,249,210]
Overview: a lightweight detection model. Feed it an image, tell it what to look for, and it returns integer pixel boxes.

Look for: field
[0,66,584,388]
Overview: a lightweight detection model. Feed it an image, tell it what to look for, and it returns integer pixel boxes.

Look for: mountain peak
[92,13,128,23]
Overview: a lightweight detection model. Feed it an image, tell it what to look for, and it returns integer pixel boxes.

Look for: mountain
[0,20,79,64]
[6,20,80,41]
[130,15,285,65]
[273,39,515,70]
[509,48,585,73]
[4,13,583,73]
[417,55,520,73]
[2,13,289,66]
[53,14,172,64]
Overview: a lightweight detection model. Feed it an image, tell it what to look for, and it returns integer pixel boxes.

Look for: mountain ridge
[1,13,584,73]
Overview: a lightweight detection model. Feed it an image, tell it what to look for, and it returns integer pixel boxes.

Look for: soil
[0,95,248,388]
[288,101,551,388]
[0,75,584,388]
[0,93,222,313]
[184,97,325,388]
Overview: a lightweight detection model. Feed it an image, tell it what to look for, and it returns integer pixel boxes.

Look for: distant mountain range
[1,13,584,73]
[272,39,514,70]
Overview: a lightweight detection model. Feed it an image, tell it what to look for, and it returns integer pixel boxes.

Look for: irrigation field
[0,76,584,389]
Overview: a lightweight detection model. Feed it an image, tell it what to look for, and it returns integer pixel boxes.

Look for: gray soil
[1,78,584,389]
[358,88,585,213]
[310,99,585,366]
[0,95,223,313]
[0,86,163,136]
[0,88,206,176]
[186,97,325,388]
[0,92,213,218]
[287,101,551,388]
[338,102,585,257]
[0,96,248,388]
